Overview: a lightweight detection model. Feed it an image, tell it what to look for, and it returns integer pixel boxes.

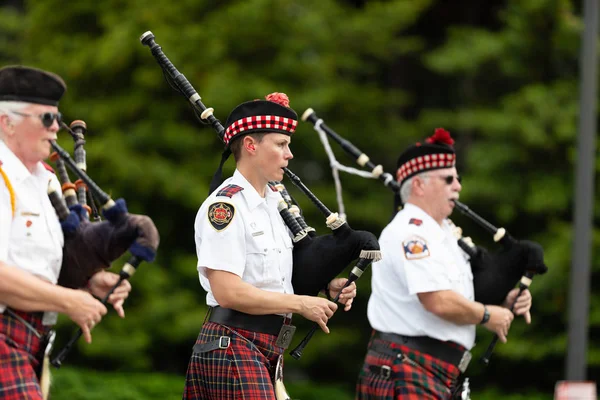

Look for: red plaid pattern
[223,115,297,145]
[356,331,461,400]
[0,310,51,400]
[216,184,244,198]
[396,153,455,183]
[184,321,285,400]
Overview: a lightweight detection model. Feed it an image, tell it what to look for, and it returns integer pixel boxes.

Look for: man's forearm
[418,290,485,325]
[0,262,72,313]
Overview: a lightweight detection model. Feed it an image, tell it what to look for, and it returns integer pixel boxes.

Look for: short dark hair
[230,133,266,161]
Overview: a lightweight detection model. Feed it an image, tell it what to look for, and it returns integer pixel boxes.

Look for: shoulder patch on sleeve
[216,184,244,198]
[208,202,235,231]
[409,218,423,226]
[402,235,430,260]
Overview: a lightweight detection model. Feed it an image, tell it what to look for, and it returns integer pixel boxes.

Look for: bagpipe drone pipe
[47,120,160,367]
[301,108,548,364]
[139,31,381,360]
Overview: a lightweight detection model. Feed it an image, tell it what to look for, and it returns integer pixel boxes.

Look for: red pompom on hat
[426,128,455,146]
[265,92,290,108]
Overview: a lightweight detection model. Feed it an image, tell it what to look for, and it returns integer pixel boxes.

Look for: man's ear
[413,176,426,196]
[0,114,14,133]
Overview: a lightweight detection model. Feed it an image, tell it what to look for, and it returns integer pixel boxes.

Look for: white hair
[0,101,30,135]
[0,101,30,120]
[399,172,430,204]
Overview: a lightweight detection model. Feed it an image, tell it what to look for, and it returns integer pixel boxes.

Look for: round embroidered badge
[208,202,235,231]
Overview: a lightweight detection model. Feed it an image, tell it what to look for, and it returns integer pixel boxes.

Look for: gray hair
[399,172,430,204]
[0,101,29,135]
[0,101,29,120]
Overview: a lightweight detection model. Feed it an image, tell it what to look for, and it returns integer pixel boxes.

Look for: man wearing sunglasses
[0,66,158,399]
[356,128,532,399]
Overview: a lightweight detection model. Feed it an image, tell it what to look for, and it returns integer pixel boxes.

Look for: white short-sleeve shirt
[367,203,476,349]
[195,169,294,308]
[0,140,64,313]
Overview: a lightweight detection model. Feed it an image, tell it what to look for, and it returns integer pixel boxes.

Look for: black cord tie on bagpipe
[48,139,158,368]
[140,31,382,359]
[301,108,549,364]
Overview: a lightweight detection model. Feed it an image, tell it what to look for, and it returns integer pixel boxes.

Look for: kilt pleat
[0,310,50,400]
[183,321,285,400]
[356,331,460,400]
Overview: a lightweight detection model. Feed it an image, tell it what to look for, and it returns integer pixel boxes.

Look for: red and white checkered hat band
[396,153,456,182]
[224,115,297,145]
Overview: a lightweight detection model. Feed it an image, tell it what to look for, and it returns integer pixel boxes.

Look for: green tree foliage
[0,0,595,398]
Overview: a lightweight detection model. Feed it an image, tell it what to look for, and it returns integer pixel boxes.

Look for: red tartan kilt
[0,310,51,400]
[356,331,461,400]
[184,321,285,400]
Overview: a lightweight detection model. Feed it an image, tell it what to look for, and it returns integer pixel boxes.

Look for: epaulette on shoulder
[268,183,278,192]
[42,161,55,174]
[216,184,244,198]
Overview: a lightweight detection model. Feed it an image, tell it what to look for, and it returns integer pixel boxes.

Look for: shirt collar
[0,140,35,183]
[231,169,269,211]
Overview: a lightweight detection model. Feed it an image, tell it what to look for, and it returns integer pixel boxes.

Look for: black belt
[373,331,471,373]
[208,306,288,336]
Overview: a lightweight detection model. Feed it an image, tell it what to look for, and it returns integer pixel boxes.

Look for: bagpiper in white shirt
[196,169,294,308]
[367,202,475,349]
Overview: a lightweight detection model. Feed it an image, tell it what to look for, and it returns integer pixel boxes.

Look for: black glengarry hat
[0,65,66,106]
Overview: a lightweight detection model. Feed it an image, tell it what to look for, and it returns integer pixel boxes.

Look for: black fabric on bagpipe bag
[291,223,380,296]
[58,215,141,289]
[470,239,548,305]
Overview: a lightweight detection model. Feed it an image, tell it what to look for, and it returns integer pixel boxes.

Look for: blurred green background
[1,0,598,398]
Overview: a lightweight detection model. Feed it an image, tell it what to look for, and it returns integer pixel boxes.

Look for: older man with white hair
[356,128,533,400]
[0,65,158,399]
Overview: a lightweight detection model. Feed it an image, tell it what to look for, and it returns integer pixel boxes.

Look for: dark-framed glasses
[12,111,62,128]
[438,175,462,185]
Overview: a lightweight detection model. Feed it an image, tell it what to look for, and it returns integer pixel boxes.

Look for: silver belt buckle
[218,336,230,349]
[458,351,472,373]
[380,365,392,379]
[275,324,296,349]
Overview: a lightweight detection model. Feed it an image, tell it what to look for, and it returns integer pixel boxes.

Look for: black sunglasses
[438,175,462,185]
[13,111,62,128]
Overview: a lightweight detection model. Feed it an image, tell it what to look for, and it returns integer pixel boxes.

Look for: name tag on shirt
[252,231,264,237]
